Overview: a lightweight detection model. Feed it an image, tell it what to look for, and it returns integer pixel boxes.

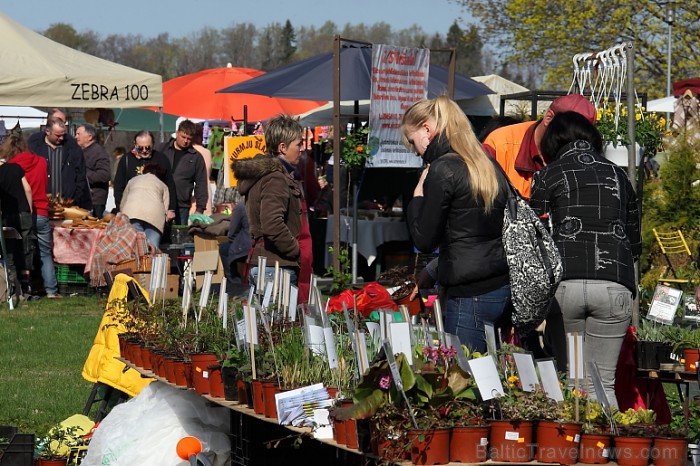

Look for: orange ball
[176,436,202,460]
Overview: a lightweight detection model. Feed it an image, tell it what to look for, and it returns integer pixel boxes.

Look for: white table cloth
[324,215,410,266]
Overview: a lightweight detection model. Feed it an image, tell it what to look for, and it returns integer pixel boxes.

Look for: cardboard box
[133,273,179,299]
[192,233,227,289]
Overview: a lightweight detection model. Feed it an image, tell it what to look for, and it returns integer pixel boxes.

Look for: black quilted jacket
[406,136,510,297]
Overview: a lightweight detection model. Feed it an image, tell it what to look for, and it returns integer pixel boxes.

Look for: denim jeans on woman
[555,279,631,409]
[444,284,511,353]
[130,220,161,250]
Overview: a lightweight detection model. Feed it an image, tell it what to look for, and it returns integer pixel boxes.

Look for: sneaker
[46,293,63,299]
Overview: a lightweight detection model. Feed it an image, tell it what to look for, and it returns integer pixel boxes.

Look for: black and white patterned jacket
[529,140,641,295]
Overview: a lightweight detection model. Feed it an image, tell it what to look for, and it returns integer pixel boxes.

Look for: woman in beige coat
[120,163,169,249]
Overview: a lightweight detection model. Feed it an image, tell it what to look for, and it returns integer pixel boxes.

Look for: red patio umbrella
[154,65,325,121]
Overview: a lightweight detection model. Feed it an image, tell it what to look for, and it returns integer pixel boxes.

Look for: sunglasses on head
[134,145,153,154]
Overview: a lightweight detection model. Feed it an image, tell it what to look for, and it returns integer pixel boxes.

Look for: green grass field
[0,294,104,436]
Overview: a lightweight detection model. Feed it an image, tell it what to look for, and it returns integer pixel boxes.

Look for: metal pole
[626,43,636,188]
[332,35,342,274]
[666,3,674,99]
[625,42,639,328]
[447,48,456,99]
[666,2,674,128]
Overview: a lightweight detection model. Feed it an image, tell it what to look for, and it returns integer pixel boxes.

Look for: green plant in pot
[37,424,81,465]
[613,408,656,436]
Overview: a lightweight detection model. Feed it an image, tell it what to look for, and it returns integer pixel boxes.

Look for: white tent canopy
[647,96,675,113]
[0,12,162,108]
[0,106,47,129]
[459,74,530,116]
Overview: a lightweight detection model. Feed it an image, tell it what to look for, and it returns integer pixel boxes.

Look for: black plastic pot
[221,366,239,402]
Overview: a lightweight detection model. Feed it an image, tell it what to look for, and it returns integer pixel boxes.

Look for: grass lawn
[0,294,105,436]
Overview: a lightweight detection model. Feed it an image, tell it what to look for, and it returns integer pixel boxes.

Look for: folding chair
[652,228,695,290]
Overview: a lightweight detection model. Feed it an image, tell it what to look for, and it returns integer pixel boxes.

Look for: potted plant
[445,399,490,463]
[378,266,422,316]
[612,408,656,466]
[37,425,80,466]
[535,388,587,465]
[634,321,674,370]
[670,326,700,372]
[579,397,614,464]
[651,422,689,466]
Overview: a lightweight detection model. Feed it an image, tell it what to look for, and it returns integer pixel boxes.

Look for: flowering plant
[331,344,475,425]
[595,103,666,151]
[341,126,375,169]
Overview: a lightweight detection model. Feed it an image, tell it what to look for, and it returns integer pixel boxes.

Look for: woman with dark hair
[120,162,170,249]
[530,111,640,408]
[0,134,36,300]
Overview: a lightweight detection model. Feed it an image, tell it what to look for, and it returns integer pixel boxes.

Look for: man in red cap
[483,94,597,198]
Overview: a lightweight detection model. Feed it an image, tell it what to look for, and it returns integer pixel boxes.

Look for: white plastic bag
[82,382,230,466]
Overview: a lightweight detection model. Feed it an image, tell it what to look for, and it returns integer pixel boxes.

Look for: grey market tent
[459,74,529,116]
[0,12,162,108]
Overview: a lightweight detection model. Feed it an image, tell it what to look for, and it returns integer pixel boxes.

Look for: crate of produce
[0,425,34,466]
[55,264,88,284]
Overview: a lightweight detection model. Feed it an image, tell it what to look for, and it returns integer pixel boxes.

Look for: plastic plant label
[567,333,584,380]
[468,355,504,400]
[203,371,209,379]
[512,351,539,392]
[602,449,609,458]
[574,434,580,443]
[288,286,298,321]
[596,441,605,449]
[480,438,488,446]
[505,431,519,441]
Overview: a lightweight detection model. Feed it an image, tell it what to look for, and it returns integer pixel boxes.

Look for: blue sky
[2,0,468,37]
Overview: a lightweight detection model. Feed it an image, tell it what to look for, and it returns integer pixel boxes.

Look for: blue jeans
[130,220,161,249]
[176,207,190,226]
[556,279,631,409]
[249,266,298,295]
[35,214,58,295]
[444,284,511,353]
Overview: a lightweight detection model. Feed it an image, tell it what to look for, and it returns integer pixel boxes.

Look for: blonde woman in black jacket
[404,95,511,352]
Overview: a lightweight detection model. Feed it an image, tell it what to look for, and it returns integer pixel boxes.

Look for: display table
[120,359,365,466]
[52,226,104,269]
[637,367,698,426]
[324,215,410,266]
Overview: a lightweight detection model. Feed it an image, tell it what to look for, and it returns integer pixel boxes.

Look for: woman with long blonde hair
[403,95,511,352]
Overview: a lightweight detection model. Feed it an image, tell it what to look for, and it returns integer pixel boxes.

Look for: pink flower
[441,345,457,360]
[378,374,392,390]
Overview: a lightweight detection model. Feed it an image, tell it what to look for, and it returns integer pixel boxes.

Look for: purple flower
[423,346,439,362]
[441,345,457,360]
[378,374,392,390]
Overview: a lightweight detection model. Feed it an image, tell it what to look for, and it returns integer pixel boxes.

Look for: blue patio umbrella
[219,44,493,278]
[216,46,493,101]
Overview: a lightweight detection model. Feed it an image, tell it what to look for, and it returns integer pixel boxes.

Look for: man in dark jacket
[112,130,177,219]
[156,120,208,225]
[75,123,111,218]
[27,117,91,210]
